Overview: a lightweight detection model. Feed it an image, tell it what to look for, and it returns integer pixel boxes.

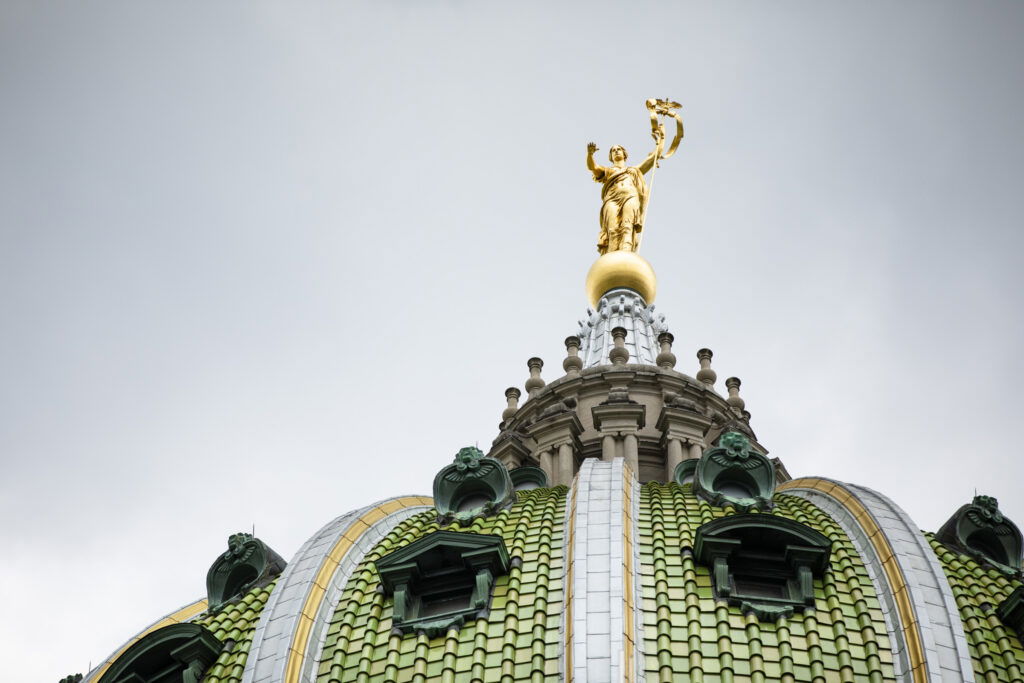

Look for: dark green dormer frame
[375,530,510,638]
[433,446,516,526]
[695,514,831,621]
[673,459,698,487]
[98,623,222,683]
[694,431,775,512]
[998,586,1024,637]
[936,495,1023,575]
[206,533,286,612]
[510,465,548,490]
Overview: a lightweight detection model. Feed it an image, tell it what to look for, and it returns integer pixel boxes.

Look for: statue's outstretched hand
[587,141,598,154]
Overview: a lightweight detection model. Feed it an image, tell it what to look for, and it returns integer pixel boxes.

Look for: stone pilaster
[591,400,646,474]
[656,404,713,483]
[525,411,583,487]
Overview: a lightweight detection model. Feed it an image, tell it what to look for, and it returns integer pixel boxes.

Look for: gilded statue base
[585,251,657,308]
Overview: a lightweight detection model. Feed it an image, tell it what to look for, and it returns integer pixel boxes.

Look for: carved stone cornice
[656,404,713,444]
[591,401,646,435]
[525,410,584,453]
[488,430,532,466]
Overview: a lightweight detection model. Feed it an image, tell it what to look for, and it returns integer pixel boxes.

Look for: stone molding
[240,496,432,683]
[780,478,975,683]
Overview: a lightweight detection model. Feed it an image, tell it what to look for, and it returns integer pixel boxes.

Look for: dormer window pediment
[375,530,511,637]
[695,514,831,621]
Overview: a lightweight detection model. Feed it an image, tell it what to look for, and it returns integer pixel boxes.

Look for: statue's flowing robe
[593,165,647,252]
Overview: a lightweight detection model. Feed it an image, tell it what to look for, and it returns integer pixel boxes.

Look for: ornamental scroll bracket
[935,495,1023,575]
[694,431,775,512]
[205,532,286,612]
[433,446,516,526]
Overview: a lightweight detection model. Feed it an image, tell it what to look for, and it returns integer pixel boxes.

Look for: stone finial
[502,387,521,422]
[608,326,630,365]
[725,376,745,410]
[563,336,583,378]
[525,357,545,397]
[696,348,717,387]
[656,332,677,369]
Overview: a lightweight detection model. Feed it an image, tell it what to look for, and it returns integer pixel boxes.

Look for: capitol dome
[73,126,1024,683]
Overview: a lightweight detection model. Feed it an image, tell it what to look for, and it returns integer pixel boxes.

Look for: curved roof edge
[780,477,974,682]
[85,597,208,682]
[241,494,432,683]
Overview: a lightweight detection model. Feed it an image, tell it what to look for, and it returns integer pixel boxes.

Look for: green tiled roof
[197,579,277,683]
[638,482,897,682]
[927,533,1024,681]
[317,486,568,683]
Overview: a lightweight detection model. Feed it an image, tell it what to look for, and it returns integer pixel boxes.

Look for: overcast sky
[2,2,1023,681]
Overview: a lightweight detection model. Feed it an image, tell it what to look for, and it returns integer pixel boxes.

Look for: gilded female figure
[586,100,684,254]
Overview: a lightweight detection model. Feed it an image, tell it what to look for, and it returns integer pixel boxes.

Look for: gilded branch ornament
[586,99,683,254]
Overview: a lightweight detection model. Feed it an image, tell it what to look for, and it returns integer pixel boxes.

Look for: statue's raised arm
[586,99,684,255]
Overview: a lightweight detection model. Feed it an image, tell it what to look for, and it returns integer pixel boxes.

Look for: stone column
[539,450,554,482]
[623,433,639,473]
[663,437,685,482]
[688,442,703,460]
[601,434,616,462]
[592,399,646,476]
[556,443,574,486]
[656,402,713,483]
[526,411,584,488]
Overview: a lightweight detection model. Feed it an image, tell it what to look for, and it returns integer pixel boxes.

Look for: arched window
[510,465,548,491]
[205,533,286,612]
[694,431,775,511]
[935,495,1022,575]
[433,447,515,525]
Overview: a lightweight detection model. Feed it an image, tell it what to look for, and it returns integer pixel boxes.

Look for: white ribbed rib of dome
[577,288,668,368]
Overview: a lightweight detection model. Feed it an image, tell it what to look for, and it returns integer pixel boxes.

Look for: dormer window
[205,533,286,612]
[694,514,831,621]
[97,623,222,683]
[694,431,775,512]
[433,447,516,526]
[672,459,697,487]
[935,495,1023,575]
[510,465,548,491]
[375,531,511,637]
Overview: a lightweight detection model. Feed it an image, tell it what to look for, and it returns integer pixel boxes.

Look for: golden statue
[586,99,684,254]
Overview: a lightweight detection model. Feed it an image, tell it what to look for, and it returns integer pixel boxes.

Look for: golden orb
[585,251,657,308]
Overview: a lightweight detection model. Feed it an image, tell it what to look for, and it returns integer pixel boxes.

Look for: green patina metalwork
[998,586,1024,638]
[509,465,548,490]
[205,533,286,613]
[935,494,1023,575]
[672,458,697,486]
[695,431,775,512]
[374,530,511,637]
[98,623,222,683]
[432,446,515,526]
[695,513,831,622]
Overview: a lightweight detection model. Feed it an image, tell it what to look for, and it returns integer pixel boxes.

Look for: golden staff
[636,98,684,252]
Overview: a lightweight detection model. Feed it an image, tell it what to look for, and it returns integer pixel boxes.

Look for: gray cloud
[2,2,1023,680]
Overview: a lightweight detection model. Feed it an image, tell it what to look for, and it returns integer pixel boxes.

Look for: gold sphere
[585,251,657,308]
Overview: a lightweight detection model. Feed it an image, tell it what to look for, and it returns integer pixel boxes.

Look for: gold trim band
[89,598,208,681]
[283,496,432,683]
[779,478,929,683]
